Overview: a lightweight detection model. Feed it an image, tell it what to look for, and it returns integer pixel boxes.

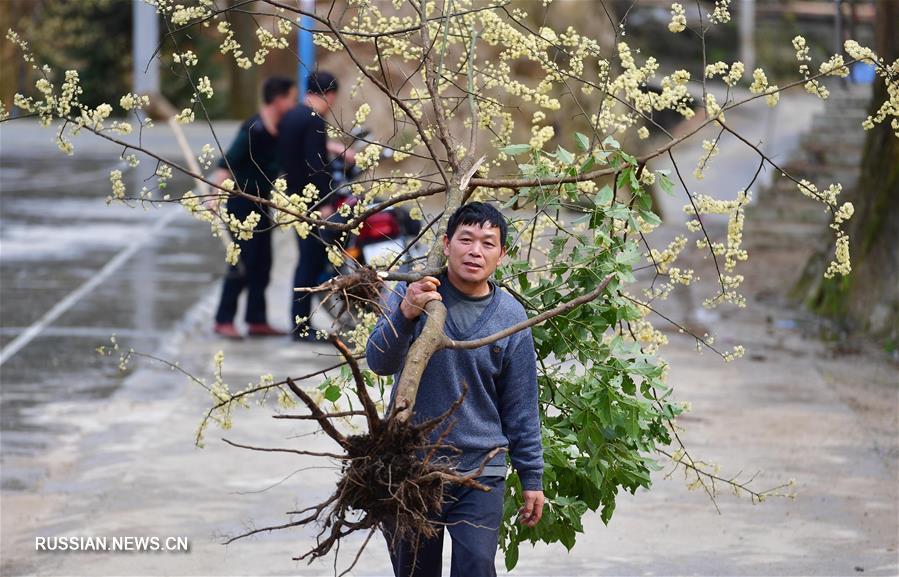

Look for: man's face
[443,222,506,286]
[306,92,336,116]
[322,90,337,114]
[274,87,298,116]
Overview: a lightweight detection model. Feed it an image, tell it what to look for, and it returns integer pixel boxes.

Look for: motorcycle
[313,128,426,330]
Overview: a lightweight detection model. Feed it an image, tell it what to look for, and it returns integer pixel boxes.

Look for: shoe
[214,323,243,339]
[247,323,287,337]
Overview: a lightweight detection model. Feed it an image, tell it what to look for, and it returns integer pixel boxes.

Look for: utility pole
[298,0,316,98]
[834,0,844,56]
[739,0,756,76]
[132,0,160,98]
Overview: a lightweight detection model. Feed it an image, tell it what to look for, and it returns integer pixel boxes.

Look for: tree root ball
[322,265,385,319]
[303,390,496,563]
[339,420,448,543]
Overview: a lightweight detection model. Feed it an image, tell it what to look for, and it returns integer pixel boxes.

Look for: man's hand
[319,204,335,218]
[201,195,222,215]
[519,490,544,528]
[326,140,356,165]
[400,275,442,320]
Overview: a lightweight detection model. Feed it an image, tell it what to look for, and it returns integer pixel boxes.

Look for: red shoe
[214,323,243,339]
[247,323,287,337]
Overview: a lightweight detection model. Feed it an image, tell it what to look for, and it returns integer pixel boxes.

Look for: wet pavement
[0,150,223,488]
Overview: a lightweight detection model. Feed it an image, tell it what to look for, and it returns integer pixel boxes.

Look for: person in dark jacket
[278,71,353,341]
[366,202,545,577]
[211,76,296,339]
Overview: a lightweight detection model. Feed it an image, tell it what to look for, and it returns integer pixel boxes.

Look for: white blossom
[225,242,241,265]
[197,76,214,99]
[668,3,687,33]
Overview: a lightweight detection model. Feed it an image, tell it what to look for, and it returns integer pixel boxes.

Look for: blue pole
[132,0,159,96]
[298,0,316,98]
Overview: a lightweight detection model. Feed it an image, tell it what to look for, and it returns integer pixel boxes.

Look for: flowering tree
[4,0,896,572]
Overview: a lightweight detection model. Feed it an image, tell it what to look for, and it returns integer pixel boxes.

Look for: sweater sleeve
[365,282,418,376]
[497,328,544,491]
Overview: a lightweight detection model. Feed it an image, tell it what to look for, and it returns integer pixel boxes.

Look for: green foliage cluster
[490,136,682,568]
[29,0,132,110]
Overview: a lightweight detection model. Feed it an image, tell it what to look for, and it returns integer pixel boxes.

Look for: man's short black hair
[262,76,295,104]
[306,71,338,95]
[446,202,508,249]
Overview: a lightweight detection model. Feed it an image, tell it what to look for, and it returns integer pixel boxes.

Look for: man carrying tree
[366,202,545,577]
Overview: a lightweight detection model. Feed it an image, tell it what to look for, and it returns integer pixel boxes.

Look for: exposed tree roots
[225,334,501,574]
[295,265,384,323]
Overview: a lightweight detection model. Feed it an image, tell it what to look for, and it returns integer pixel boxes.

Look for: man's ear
[443,234,449,257]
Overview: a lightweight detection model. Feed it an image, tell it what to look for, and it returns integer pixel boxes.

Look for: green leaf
[636,193,652,211]
[492,169,686,560]
[619,150,637,165]
[518,271,531,291]
[575,132,590,152]
[602,135,620,149]
[608,373,623,391]
[658,171,675,195]
[616,169,630,191]
[621,375,636,396]
[615,242,641,266]
[323,384,342,402]
[639,209,662,227]
[596,389,612,423]
[600,495,617,524]
[504,536,520,570]
[629,169,642,191]
[556,146,575,165]
[502,144,532,156]
[606,205,630,221]
[579,155,595,173]
[593,185,613,206]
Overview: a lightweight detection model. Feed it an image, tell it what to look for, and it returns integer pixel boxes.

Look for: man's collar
[441,271,494,301]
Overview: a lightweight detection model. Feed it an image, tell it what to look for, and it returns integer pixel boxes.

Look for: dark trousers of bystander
[215,222,273,325]
[383,475,505,577]
[292,233,328,337]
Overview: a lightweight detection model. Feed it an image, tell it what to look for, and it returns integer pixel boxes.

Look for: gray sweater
[365,274,544,491]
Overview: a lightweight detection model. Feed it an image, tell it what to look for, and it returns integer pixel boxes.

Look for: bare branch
[221,438,349,460]
[285,378,350,449]
[447,273,615,350]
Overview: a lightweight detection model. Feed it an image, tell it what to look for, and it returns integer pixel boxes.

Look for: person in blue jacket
[278,71,354,341]
[366,202,545,577]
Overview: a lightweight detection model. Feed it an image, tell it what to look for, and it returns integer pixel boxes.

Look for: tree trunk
[226,0,260,119]
[798,0,899,340]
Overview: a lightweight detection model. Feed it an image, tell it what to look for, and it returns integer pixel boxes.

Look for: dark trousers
[384,476,505,577]
[214,226,272,325]
[292,233,328,334]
